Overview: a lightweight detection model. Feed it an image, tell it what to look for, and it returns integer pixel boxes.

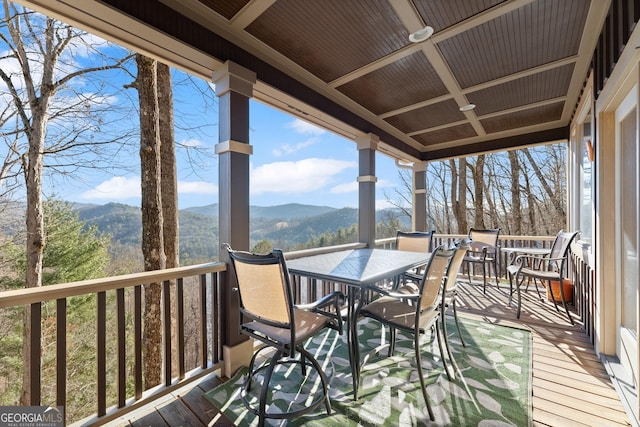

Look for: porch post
[412,161,427,232]
[357,134,378,247]
[212,61,256,377]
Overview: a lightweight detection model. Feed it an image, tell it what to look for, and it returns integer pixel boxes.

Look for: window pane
[621,108,638,333]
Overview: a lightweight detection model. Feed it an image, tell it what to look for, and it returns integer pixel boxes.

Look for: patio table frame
[286,248,430,400]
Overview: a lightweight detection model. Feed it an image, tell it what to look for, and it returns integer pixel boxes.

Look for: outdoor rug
[206,316,532,426]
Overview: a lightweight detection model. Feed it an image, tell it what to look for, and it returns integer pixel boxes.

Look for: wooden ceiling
[16,0,610,162]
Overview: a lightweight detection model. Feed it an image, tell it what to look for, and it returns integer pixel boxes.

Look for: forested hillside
[71,202,409,264]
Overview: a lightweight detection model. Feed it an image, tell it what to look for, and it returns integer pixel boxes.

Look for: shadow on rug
[206,316,532,426]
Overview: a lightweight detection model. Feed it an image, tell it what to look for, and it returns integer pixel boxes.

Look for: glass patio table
[286,248,430,400]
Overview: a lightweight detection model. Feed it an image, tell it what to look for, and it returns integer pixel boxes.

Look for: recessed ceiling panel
[246,0,410,82]
[197,0,249,20]
[413,0,506,32]
[413,123,477,146]
[102,0,608,159]
[468,64,575,115]
[438,0,590,88]
[481,102,564,134]
[384,99,465,133]
[337,52,448,115]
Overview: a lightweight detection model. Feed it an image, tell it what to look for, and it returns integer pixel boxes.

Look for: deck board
[105,278,632,427]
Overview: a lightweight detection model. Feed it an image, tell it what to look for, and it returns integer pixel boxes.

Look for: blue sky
[0,6,404,212]
[60,91,404,210]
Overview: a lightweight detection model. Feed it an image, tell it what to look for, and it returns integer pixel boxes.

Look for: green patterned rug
[206,316,532,426]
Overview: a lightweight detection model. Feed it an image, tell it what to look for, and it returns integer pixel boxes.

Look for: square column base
[223,339,254,378]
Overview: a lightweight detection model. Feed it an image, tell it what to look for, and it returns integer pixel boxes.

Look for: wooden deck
[104,279,632,427]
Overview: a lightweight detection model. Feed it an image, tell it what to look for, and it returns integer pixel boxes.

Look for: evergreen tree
[1,200,109,288]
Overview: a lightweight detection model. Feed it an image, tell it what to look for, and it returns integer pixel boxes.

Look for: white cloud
[286,118,326,135]
[66,32,110,58]
[272,137,318,157]
[251,158,356,195]
[376,178,396,189]
[330,177,395,194]
[179,138,204,147]
[80,176,140,200]
[178,181,218,195]
[330,181,357,194]
[80,177,218,202]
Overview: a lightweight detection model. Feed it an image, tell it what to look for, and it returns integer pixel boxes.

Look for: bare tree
[470,155,485,228]
[131,54,165,387]
[391,144,567,238]
[522,147,565,220]
[157,62,180,376]
[127,55,179,387]
[0,2,132,403]
[508,151,522,234]
[450,158,468,233]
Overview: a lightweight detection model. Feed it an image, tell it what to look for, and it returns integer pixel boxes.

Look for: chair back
[444,239,471,292]
[468,228,500,253]
[548,230,580,270]
[396,230,435,253]
[418,246,454,312]
[224,244,293,326]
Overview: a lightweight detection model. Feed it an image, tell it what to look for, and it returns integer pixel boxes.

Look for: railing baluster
[97,291,106,417]
[163,280,172,387]
[200,273,207,369]
[30,302,41,405]
[177,277,185,378]
[117,288,126,407]
[134,285,143,399]
[56,298,66,412]
[211,272,220,365]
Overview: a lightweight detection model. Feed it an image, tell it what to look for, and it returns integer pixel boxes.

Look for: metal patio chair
[355,246,455,421]
[441,239,472,351]
[395,230,435,285]
[463,227,501,293]
[223,243,344,426]
[506,230,580,324]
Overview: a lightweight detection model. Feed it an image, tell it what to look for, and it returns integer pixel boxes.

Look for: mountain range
[72,202,409,262]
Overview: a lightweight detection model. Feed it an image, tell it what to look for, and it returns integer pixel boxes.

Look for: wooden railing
[0,235,595,425]
[290,235,594,339]
[0,262,226,426]
[378,233,556,278]
[570,240,595,342]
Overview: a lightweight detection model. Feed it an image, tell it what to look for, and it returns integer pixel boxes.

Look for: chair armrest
[386,291,420,300]
[513,254,549,264]
[467,244,497,257]
[296,290,345,310]
[295,291,345,334]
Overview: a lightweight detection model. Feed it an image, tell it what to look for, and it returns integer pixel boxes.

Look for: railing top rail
[377,233,555,245]
[498,235,555,242]
[0,261,226,308]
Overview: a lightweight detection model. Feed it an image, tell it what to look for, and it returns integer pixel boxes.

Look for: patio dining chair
[441,239,472,350]
[506,230,580,324]
[355,246,455,421]
[396,229,435,253]
[395,230,435,285]
[463,227,501,293]
[393,238,471,352]
[223,243,344,426]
